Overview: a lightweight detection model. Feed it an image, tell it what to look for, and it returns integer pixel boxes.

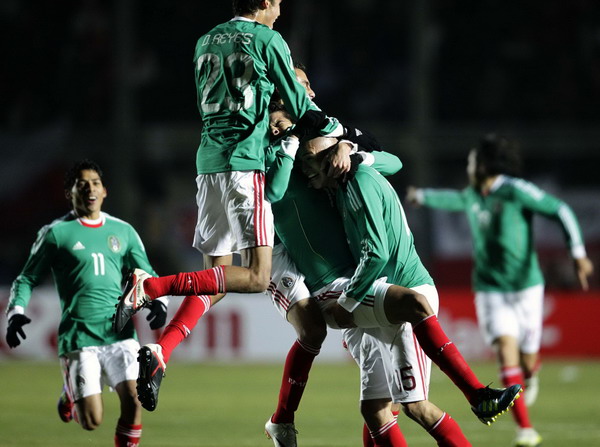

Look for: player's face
[69,169,107,219]
[300,137,339,190]
[269,110,293,137]
[260,0,282,29]
[295,68,315,99]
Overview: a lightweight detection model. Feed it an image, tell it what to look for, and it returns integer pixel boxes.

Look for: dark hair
[475,133,522,177]
[233,0,269,16]
[64,159,104,191]
[268,100,287,114]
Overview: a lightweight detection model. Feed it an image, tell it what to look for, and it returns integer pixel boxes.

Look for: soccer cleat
[137,343,166,412]
[113,268,153,333]
[57,386,74,423]
[514,428,542,447]
[265,417,298,447]
[471,384,522,425]
[524,375,539,407]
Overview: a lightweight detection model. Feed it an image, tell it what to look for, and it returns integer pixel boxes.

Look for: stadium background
[1,0,599,363]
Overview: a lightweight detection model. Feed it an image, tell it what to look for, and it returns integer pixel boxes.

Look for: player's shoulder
[497,175,545,200]
[354,164,385,184]
[42,212,76,232]
[103,212,136,231]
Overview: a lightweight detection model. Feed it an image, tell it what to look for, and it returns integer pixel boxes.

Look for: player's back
[194,18,294,174]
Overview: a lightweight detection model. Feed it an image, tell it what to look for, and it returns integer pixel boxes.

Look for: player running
[406,134,594,447]
[5,160,168,447]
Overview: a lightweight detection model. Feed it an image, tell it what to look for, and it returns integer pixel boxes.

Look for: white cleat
[514,427,542,447]
[524,375,539,407]
[265,417,298,447]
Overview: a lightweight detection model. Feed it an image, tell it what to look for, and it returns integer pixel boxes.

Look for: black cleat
[137,344,166,411]
[471,384,522,425]
[113,268,152,333]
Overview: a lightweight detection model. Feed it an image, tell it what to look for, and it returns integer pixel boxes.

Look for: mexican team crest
[108,235,121,253]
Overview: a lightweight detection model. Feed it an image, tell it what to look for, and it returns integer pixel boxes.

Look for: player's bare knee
[298,320,327,346]
[409,292,433,323]
[80,415,101,431]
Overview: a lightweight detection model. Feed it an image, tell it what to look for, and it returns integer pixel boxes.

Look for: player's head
[64,159,107,219]
[269,101,293,137]
[235,0,281,29]
[294,63,315,100]
[300,137,340,190]
[468,133,522,187]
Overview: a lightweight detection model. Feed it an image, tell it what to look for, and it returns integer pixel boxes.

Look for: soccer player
[301,141,523,444]
[405,134,594,447]
[264,101,405,446]
[113,0,350,412]
[5,160,168,447]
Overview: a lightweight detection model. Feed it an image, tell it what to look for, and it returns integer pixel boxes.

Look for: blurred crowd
[1,0,599,288]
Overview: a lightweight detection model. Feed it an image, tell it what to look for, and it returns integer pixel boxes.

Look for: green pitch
[1,360,599,446]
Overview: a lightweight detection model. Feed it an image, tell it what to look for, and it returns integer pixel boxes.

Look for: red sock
[272,340,320,423]
[114,419,142,447]
[157,295,211,363]
[413,316,484,404]
[501,366,531,428]
[364,411,398,447]
[371,420,407,447]
[144,267,225,299]
[429,413,472,447]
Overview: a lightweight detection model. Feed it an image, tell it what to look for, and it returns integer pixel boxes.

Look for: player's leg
[348,328,407,447]
[114,171,274,332]
[101,340,143,446]
[378,283,521,425]
[361,399,408,447]
[516,285,544,409]
[265,245,326,445]
[484,287,543,446]
[114,380,142,447]
[61,349,105,430]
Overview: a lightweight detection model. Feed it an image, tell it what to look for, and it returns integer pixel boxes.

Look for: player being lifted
[406,134,594,447]
[112,0,356,412]
[300,139,524,445]
[5,160,168,447]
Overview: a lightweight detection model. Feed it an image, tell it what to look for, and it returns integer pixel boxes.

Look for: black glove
[338,153,362,188]
[6,314,32,348]
[146,300,167,330]
[291,110,328,139]
[342,126,381,152]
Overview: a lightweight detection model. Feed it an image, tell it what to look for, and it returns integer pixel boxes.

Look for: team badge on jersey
[108,236,121,253]
[281,276,294,289]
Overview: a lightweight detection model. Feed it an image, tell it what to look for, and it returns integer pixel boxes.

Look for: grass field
[1,360,599,446]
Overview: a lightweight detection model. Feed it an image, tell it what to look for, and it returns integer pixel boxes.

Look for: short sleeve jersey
[8,212,156,356]
[421,175,586,292]
[337,165,432,307]
[194,17,336,174]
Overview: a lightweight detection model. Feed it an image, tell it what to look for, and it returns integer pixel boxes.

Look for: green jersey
[194,17,340,174]
[337,165,433,311]
[267,147,404,293]
[421,175,586,292]
[8,212,156,356]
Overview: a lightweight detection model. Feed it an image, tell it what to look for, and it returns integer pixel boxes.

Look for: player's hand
[146,300,168,330]
[330,302,356,329]
[6,314,32,348]
[405,186,421,207]
[342,126,381,152]
[292,110,328,139]
[574,257,594,291]
[324,141,353,178]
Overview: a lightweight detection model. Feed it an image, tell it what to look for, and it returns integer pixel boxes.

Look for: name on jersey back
[201,32,253,46]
